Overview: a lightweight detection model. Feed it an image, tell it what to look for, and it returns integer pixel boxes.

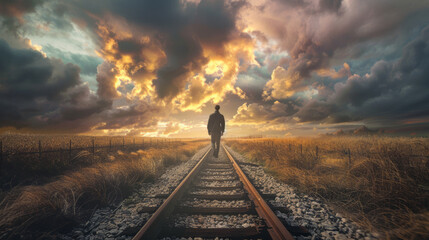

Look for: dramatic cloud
[329,26,429,122]
[264,65,302,98]
[97,103,161,130]
[228,101,301,135]
[0,39,110,132]
[0,0,256,133]
[0,0,428,136]
[0,0,43,20]
[0,0,50,39]
[96,61,121,100]
[67,0,255,112]
[293,100,336,122]
[229,101,296,125]
[316,63,351,79]
[234,26,429,130]
[319,0,343,12]
[250,0,429,99]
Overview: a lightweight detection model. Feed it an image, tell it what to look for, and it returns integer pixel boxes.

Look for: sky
[0,0,429,138]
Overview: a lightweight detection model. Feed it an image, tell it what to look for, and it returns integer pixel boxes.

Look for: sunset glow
[0,0,428,137]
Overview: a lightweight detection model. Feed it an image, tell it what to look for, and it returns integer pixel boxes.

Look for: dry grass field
[226,136,429,240]
[0,135,208,239]
[0,134,187,190]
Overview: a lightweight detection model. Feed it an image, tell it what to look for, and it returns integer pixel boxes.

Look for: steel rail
[132,147,211,240]
[222,144,295,240]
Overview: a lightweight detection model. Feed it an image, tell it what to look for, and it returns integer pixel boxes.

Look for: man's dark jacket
[207,111,225,135]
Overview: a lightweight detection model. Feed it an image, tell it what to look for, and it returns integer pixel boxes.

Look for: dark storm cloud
[59,85,109,121]
[64,0,246,101]
[0,0,43,17]
[96,61,120,100]
[289,26,429,124]
[294,100,336,122]
[193,0,245,49]
[0,39,111,131]
[110,0,184,31]
[262,0,429,99]
[273,0,307,8]
[318,0,342,12]
[0,40,78,100]
[333,62,392,107]
[116,39,142,54]
[329,26,429,120]
[234,25,429,128]
[0,0,45,32]
[153,0,245,100]
[0,0,249,133]
[154,31,206,99]
[98,104,161,130]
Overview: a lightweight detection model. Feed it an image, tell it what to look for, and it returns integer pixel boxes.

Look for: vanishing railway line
[132,145,308,240]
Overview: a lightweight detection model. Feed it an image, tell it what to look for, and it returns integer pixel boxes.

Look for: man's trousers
[211,133,221,157]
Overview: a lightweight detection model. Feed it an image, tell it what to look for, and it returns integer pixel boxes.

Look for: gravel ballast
[199,175,237,181]
[171,214,263,229]
[180,199,250,208]
[190,188,244,196]
[201,170,234,175]
[195,180,241,188]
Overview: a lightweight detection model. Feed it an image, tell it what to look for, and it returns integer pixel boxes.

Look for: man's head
[215,105,220,111]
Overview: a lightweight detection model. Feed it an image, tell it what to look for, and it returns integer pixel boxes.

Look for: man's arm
[207,115,212,135]
[220,115,225,135]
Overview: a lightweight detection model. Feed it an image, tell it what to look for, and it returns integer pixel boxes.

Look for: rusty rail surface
[132,147,211,240]
[223,144,295,240]
[132,145,296,239]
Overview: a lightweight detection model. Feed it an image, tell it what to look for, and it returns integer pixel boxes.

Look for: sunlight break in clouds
[0,0,428,137]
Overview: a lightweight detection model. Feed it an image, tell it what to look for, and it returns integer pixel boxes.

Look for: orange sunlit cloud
[0,0,428,137]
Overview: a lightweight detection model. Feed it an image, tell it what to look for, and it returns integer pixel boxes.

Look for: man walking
[207,105,225,158]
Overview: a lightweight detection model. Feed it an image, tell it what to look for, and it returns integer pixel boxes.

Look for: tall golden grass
[0,135,187,190]
[226,136,429,240]
[0,140,207,239]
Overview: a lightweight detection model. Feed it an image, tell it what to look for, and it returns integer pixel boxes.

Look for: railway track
[132,145,306,240]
